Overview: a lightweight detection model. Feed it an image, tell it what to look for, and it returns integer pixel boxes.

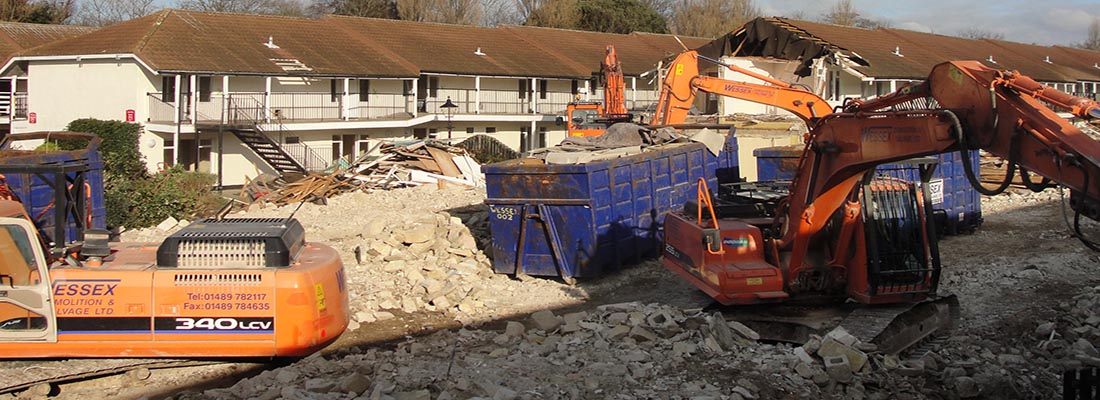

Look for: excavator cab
[0,216,56,342]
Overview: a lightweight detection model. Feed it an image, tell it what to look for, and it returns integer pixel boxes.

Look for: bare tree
[75,0,158,26]
[437,0,481,24]
[314,0,398,19]
[395,0,435,21]
[174,0,305,15]
[1082,17,1100,50]
[481,0,520,26]
[822,0,857,26]
[958,27,1004,40]
[0,0,74,23]
[669,0,758,38]
[524,0,577,29]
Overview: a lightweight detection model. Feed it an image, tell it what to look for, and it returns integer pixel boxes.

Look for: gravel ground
[4,184,1099,400]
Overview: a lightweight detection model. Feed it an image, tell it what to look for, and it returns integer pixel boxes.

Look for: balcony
[146,88,622,125]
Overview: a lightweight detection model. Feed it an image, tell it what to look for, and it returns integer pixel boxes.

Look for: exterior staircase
[224,97,307,180]
[229,124,306,179]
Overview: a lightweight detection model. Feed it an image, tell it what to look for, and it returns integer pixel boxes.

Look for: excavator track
[838,295,959,355]
[721,295,959,355]
[0,359,224,395]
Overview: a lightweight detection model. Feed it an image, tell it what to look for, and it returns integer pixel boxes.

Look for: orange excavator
[563,45,634,137]
[656,50,1100,350]
[0,132,348,358]
[652,50,833,128]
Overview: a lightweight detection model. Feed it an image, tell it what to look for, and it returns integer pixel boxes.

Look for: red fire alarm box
[125,109,135,122]
[28,112,36,124]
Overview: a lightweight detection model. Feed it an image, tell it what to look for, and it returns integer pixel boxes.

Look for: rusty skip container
[484,136,737,280]
[0,132,107,247]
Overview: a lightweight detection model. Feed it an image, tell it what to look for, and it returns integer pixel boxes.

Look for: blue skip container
[874,150,982,235]
[0,132,107,247]
[484,136,737,280]
[754,144,982,235]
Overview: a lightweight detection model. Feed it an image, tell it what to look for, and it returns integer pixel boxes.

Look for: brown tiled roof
[1048,46,1100,82]
[328,17,591,79]
[15,9,710,80]
[22,10,420,77]
[715,17,1100,83]
[502,26,709,77]
[0,22,94,63]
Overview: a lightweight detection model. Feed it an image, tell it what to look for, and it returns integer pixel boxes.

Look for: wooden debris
[255,140,484,207]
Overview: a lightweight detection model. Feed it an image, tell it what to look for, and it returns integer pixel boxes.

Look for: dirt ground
[2,184,1098,400]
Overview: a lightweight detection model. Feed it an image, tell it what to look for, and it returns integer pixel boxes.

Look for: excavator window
[572,109,602,130]
[0,224,39,286]
[0,222,47,331]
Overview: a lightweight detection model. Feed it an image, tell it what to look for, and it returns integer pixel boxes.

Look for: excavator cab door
[0,217,57,342]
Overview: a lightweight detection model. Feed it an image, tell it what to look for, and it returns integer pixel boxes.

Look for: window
[428,128,438,139]
[537,127,548,149]
[359,80,370,102]
[466,127,474,134]
[403,80,414,96]
[198,76,211,102]
[1,224,40,276]
[330,79,340,102]
[571,80,579,95]
[520,126,530,152]
[162,76,176,103]
[486,127,496,134]
[539,80,548,100]
[285,136,301,144]
[163,139,175,167]
[518,80,528,99]
[827,71,842,101]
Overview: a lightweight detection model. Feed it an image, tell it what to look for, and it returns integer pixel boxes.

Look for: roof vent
[264,36,279,49]
[1044,56,1052,64]
[987,55,997,64]
[892,46,904,57]
[474,47,486,56]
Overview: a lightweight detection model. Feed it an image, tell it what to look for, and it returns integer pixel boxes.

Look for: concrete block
[817,337,867,372]
[824,356,852,383]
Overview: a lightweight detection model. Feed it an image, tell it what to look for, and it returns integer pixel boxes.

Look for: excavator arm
[652,50,834,127]
[848,62,1100,221]
[602,45,627,116]
[781,61,1100,260]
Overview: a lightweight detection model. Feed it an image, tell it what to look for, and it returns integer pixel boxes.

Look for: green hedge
[66,119,220,229]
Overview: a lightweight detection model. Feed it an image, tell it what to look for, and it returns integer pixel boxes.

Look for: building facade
[1,10,707,186]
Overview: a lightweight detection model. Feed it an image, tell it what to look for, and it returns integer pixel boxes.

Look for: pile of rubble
[148,183,1096,400]
[345,209,507,329]
[245,141,484,207]
[185,301,1030,400]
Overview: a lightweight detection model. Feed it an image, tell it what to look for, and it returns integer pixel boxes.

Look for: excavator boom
[652,50,833,127]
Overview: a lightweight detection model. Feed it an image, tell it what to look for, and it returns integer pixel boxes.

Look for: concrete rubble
[136,185,1098,400]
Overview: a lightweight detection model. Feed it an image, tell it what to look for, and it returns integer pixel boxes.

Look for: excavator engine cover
[156,218,305,268]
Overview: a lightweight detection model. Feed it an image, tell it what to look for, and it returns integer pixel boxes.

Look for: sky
[759,0,1099,46]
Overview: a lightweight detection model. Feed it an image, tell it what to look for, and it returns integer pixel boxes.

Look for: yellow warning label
[314,283,326,311]
[675,64,684,76]
[746,277,763,286]
[948,65,964,87]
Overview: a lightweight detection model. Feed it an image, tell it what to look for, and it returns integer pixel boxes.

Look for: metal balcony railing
[146,87,636,124]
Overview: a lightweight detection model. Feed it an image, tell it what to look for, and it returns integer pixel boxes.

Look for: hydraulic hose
[947,110,1017,196]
